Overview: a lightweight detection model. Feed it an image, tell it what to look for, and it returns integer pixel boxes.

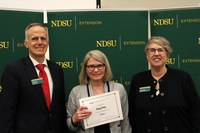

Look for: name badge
[31,78,43,85]
[139,86,151,93]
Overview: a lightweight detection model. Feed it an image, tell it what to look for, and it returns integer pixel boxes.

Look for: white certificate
[79,90,123,129]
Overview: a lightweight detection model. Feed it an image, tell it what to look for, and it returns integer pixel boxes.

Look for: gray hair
[25,23,48,41]
[145,36,173,55]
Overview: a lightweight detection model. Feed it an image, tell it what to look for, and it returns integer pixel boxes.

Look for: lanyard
[86,81,110,97]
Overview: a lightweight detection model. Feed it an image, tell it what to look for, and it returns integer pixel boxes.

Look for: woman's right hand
[72,106,92,124]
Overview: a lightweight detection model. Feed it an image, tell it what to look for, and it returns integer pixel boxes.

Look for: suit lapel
[23,56,48,110]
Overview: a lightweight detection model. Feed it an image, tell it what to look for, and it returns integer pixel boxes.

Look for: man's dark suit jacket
[0,56,67,133]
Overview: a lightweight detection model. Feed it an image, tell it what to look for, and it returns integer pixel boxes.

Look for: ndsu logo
[153,18,174,26]
[56,61,73,69]
[51,20,72,27]
[166,58,175,65]
[96,40,117,47]
[198,38,200,44]
[0,41,9,49]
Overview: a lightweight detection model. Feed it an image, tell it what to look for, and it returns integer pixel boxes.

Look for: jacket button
[147,128,151,132]
[148,112,152,115]
[164,126,168,131]
[161,93,165,96]
[162,110,166,114]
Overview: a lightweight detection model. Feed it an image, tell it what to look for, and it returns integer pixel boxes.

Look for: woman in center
[67,50,132,133]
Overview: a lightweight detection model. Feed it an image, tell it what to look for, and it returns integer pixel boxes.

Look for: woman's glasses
[147,48,166,54]
[86,64,105,71]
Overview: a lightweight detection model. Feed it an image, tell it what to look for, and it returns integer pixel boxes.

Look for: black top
[128,66,200,133]
[94,124,110,133]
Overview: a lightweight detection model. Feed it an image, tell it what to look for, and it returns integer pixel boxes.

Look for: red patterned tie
[36,64,51,111]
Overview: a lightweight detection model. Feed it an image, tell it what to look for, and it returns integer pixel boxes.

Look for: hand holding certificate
[79,91,123,129]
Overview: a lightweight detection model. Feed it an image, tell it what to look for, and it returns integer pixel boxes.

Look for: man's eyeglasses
[147,48,166,54]
[86,64,105,71]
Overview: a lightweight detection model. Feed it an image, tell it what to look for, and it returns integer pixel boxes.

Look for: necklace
[156,89,160,96]
[152,67,167,96]
[93,88,104,95]
[155,81,160,96]
[86,82,110,97]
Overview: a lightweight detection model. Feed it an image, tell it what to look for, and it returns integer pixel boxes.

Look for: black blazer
[0,56,67,133]
[128,67,200,133]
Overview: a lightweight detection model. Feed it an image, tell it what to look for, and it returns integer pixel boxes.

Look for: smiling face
[24,25,48,62]
[146,43,169,69]
[86,58,105,83]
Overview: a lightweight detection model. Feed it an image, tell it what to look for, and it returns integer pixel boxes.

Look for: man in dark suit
[0,23,68,133]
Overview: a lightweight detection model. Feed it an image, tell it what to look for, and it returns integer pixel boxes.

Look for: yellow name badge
[139,86,151,93]
[31,78,44,85]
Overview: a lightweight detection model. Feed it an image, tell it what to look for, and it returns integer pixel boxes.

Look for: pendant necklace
[87,82,110,97]
[152,67,167,96]
[156,89,160,96]
[155,81,160,96]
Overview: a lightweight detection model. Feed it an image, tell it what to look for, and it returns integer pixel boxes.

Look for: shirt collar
[29,55,48,67]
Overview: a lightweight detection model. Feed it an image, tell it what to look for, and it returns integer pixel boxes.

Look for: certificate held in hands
[79,90,123,129]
